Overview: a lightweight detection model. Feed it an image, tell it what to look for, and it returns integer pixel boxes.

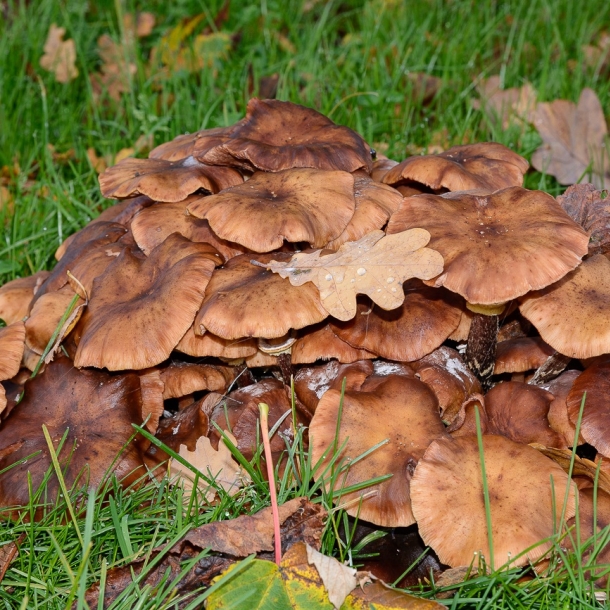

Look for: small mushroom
[0,271,50,325]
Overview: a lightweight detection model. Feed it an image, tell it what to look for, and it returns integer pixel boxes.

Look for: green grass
[2,0,610,606]
[1,0,610,283]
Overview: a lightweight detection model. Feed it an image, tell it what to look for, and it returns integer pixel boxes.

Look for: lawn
[1,0,610,607]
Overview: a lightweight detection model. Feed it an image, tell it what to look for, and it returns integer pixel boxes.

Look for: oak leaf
[39,24,78,83]
[170,433,249,501]
[531,88,610,189]
[259,229,444,321]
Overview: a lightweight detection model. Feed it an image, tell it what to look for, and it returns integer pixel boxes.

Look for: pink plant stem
[259,402,281,566]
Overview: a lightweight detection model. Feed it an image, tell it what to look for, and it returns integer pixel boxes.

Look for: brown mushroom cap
[74,234,220,371]
[412,346,481,422]
[99,156,243,201]
[195,253,328,340]
[325,172,403,249]
[0,358,153,511]
[382,143,529,192]
[293,359,374,413]
[541,370,584,447]
[387,187,589,304]
[410,435,576,568]
[187,169,356,252]
[130,198,247,260]
[291,323,376,365]
[370,156,399,182]
[200,98,373,173]
[566,360,610,457]
[174,326,258,359]
[149,126,234,162]
[494,337,556,374]
[159,361,235,399]
[310,375,448,527]
[0,271,50,325]
[0,322,25,381]
[331,282,463,362]
[520,254,610,359]
[485,381,567,448]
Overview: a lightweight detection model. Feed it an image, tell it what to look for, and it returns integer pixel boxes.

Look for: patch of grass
[1,0,610,283]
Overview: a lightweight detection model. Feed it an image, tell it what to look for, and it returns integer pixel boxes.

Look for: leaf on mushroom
[39,24,78,83]
[170,433,250,502]
[257,229,444,321]
[531,88,610,189]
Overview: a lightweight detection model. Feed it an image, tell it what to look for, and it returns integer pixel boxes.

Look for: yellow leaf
[262,229,444,321]
[170,433,249,502]
[114,147,135,163]
[86,148,107,173]
[40,24,78,83]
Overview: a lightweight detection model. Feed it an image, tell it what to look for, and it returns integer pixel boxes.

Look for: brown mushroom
[0,321,25,381]
[541,370,584,447]
[0,357,154,512]
[331,282,463,362]
[159,361,235,399]
[382,143,529,192]
[174,326,258,360]
[520,254,610,359]
[494,337,556,375]
[200,98,373,173]
[195,252,328,340]
[310,375,448,527]
[187,169,356,253]
[0,272,50,325]
[149,126,234,162]
[74,234,220,371]
[410,435,576,568]
[99,156,243,201]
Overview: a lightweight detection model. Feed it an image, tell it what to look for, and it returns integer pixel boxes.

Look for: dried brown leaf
[531,88,610,189]
[306,544,357,608]
[474,75,537,130]
[90,33,136,100]
[40,24,78,83]
[170,433,249,501]
[135,12,156,37]
[0,534,25,583]
[556,183,610,256]
[261,229,444,321]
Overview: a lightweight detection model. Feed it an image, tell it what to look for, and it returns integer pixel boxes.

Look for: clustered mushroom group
[2,98,610,580]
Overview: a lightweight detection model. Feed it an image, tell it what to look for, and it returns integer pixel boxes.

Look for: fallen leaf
[86,148,107,173]
[531,88,610,189]
[90,33,137,100]
[474,75,537,130]
[185,497,326,556]
[306,544,357,609]
[580,32,610,75]
[170,433,249,501]
[556,183,610,256]
[40,24,78,83]
[0,534,25,583]
[343,579,444,608]
[122,12,156,38]
[405,72,442,105]
[46,144,75,164]
[114,147,135,163]
[0,186,13,216]
[260,229,444,321]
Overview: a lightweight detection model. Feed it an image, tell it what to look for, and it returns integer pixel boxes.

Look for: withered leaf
[0,534,25,584]
[185,497,326,557]
[556,183,610,256]
[474,75,537,130]
[531,88,610,189]
[260,229,444,321]
[170,433,249,501]
[40,24,78,83]
[91,33,137,101]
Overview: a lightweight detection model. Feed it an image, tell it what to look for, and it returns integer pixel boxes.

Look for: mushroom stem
[277,352,294,385]
[528,352,571,386]
[465,313,499,389]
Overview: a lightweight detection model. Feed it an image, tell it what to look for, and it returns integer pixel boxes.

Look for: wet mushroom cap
[195,252,328,340]
[130,198,247,259]
[74,233,220,371]
[0,358,152,510]
[310,375,448,527]
[494,337,556,374]
[387,186,589,304]
[566,360,610,457]
[382,143,529,192]
[410,434,576,568]
[331,282,463,362]
[149,126,234,162]
[187,168,356,252]
[542,370,584,447]
[485,381,567,448]
[99,156,243,201]
[174,326,258,359]
[200,98,373,173]
[0,272,49,326]
[159,362,235,399]
[0,321,26,381]
[519,254,610,359]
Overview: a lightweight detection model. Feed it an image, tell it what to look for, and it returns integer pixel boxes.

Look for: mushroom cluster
[1,99,610,576]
